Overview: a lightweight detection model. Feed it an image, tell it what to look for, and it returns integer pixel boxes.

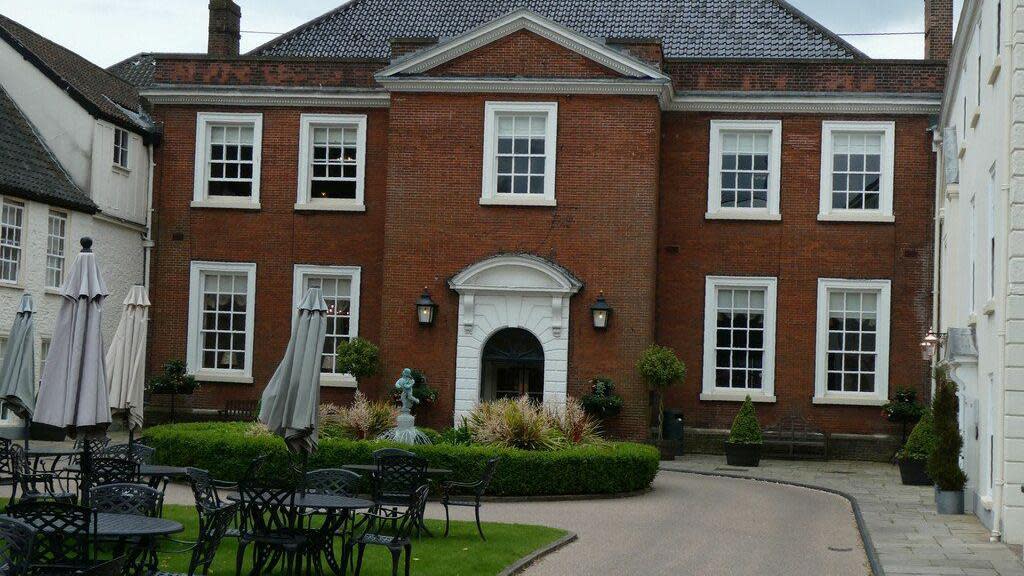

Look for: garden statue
[378,367,432,445]
[395,368,420,414]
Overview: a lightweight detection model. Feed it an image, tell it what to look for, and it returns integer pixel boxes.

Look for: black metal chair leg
[475,504,485,541]
[443,502,450,537]
[354,543,366,576]
[404,544,412,576]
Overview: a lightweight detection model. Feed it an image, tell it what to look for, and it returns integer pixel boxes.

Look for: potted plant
[883,387,925,444]
[895,409,936,486]
[581,377,624,421]
[725,396,763,467]
[146,360,199,423]
[335,337,380,388]
[390,368,438,414]
[928,369,967,514]
[636,345,686,441]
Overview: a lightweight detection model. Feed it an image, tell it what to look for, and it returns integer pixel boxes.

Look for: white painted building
[0,15,154,425]
[936,0,1024,544]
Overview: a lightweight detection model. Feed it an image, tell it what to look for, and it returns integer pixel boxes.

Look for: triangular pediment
[377,9,667,81]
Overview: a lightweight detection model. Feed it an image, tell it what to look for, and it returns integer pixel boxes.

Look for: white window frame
[45,209,68,290]
[818,121,896,223]
[192,112,263,209]
[113,126,130,171]
[292,265,361,388]
[0,198,25,286]
[481,101,558,207]
[706,120,782,221]
[813,278,891,405]
[295,114,367,212]
[701,276,778,402]
[186,261,257,383]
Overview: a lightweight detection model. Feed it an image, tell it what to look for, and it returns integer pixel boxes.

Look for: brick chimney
[605,38,664,70]
[208,0,241,57]
[389,37,438,63]
[924,0,953,60]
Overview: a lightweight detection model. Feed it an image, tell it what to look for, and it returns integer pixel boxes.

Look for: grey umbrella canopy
[34,237,111,437]
[0,293,36,421]
[106,285,150,432]
[259,287,328,454]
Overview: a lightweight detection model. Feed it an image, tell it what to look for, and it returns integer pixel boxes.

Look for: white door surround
[448,254,582,424]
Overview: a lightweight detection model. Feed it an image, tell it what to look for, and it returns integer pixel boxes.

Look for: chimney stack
[208,0,241,57]
[924,0,953,60]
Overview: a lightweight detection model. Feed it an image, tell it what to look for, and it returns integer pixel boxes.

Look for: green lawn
[150,503,565,576]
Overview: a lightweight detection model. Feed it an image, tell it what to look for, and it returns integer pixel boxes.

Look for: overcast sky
[0,0,965,68]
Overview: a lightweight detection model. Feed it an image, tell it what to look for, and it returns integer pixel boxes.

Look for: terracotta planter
[897,457,932,486]
[725,442,761,467]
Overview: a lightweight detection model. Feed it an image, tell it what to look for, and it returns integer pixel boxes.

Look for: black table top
[25,446,82,457]
[228,492,373,511]
[65,464,188,478]
[1,513,183,537]
[343,464,452,475]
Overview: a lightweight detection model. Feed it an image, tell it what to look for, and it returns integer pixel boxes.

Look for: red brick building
[113,0,949,446]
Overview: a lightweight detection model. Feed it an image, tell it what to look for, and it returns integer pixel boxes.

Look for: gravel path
[427,471,870,576]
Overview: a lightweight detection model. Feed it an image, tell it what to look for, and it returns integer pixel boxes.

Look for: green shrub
[928,370,967,491]
[727,396,762,445]
[581,377,624,420]
[897,409,936,462]
[636,345,686,440]
[147,360,198,395]
[319,392,396,440]
[467,397,560,450]
[334,338,380,384]
[142,422,659,497]
[547,398,604,447]
[437,421,472,446]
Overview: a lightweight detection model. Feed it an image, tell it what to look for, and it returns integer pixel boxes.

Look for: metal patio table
[231,492,373,576]
[341,464,452,476]
[66,463,188,480]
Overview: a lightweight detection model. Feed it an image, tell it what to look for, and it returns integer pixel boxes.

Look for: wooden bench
[217,400,258,422]
[762,414,830,460]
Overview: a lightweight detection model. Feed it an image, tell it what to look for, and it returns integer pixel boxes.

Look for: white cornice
[376,9,667,81]
[667,92,942,115]
[378,77,668,96]
[140,87,390,108]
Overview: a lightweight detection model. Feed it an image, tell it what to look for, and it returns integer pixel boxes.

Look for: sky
[0,0,966,68]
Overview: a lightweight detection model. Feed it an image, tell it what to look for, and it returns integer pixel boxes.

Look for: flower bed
[142,421,659,497]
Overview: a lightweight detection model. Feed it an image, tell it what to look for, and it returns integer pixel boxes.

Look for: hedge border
[142,422,659,498]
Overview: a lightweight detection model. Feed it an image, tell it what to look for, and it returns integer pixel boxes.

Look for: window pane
[0,200,24,283]
[825,288,881,394]
[830,131,884,212]
[207,122,256,199]
[494,112,547,197]
[711,286,767,391]
[305,273,356,375]
[719,130,772,209]
[198,271,249,371]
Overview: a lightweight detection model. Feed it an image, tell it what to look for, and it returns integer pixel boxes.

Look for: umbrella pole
[22,418,29,451]
[125,411,133,449]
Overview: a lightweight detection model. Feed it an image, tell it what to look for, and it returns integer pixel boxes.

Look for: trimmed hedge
[142,422,659,497]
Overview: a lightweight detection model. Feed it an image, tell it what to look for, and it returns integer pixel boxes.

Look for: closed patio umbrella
[0,294,36,446]
[34,237,111,438]
[106,284,150,444]
[259,287,328,455]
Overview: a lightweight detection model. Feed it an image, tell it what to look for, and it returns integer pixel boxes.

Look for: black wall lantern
[416,288,437,326]
[590,291,612,329]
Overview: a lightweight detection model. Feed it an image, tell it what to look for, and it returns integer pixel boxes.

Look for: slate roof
[0,85,97,213]
[251,0,864,60]
[0,14,153,134]
[107,53,158,89]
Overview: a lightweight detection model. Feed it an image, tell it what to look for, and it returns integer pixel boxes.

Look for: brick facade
[145,27,942,440]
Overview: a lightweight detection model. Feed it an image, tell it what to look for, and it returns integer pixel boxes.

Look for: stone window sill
[191,200,261,211]
[700,393,776,403]
[191,370,253,385]
[812,396,887,407]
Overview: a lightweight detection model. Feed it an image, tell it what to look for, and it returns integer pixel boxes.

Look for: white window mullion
[707,120,782,221]
[292,265,361,388]
[701,276,777,402]
[187,261,257,383]
[481,102,557,207]
[192,112,262,209]
[818,121,895,223]
[0,199,24,285]
[813,279,891,405]
[295,114,367,212]
[45,210,67,289]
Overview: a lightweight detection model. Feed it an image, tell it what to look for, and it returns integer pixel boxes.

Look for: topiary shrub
[334,338,380,386]
[581,377,624,420]
[141,422,659,497]
[727,396,763,445]
[636,345,687,440]
[883,387,926,442]
[896,409,936,462]
[927,369,967,492]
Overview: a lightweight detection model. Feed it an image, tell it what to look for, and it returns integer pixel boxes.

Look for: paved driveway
[427,471,870,576]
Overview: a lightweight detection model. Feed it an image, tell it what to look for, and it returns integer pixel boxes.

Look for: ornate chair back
[85,457,140,496]
[99,443,154,465]
[0,516,35,576]
[6,499,93,572]
[373,453,427,507]
[89,483,163,517]
[475,457,501,497]
[305,468,361,497]
[186,503,238,576]
[186,467,225,510]
[237,483,298,537]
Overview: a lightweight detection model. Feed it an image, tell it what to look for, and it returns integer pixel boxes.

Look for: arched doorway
[480,328,544,402]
